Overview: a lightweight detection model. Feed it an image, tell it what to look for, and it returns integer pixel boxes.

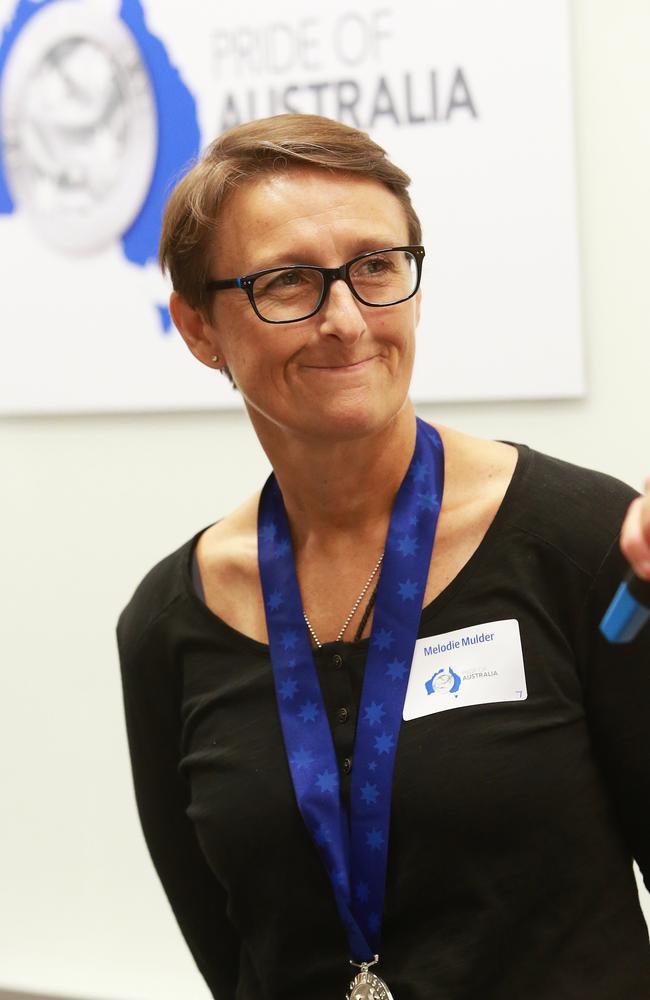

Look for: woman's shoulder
[510,441,637,527]
[440,423,636,512]
[493,436,638,576]
[195,491,261,580]
[115,532,199,666]
[193,492,268,643]
[116,496,265,665]
[437,424,638,574]
[117,491,260,651]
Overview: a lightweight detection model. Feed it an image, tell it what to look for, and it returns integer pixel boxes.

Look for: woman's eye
[359,255,395,276]
[270,269,303,290]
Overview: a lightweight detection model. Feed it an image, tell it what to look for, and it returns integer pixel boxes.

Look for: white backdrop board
[0,0,583,414]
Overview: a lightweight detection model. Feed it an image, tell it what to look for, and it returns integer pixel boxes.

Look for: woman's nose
[317,278,367,341]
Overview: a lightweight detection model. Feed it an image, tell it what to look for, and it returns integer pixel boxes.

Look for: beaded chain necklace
[302,553,384,648]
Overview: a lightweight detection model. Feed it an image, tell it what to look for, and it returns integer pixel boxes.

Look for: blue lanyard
[258,418,444,962]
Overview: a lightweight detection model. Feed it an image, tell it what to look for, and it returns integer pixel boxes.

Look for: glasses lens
[349,249,418,306]
[252,267,324,322]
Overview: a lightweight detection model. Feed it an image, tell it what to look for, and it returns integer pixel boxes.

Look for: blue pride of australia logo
[425,667,461,697]
[0,0,201,333]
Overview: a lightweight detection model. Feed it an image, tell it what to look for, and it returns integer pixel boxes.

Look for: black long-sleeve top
[117,443,650,999]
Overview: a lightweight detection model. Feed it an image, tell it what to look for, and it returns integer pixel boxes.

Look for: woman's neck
[250,402,419,552]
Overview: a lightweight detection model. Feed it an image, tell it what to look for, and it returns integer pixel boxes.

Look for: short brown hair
[159,113,422,316]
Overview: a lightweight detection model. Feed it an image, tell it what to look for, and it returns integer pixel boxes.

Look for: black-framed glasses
[205,245,425,324]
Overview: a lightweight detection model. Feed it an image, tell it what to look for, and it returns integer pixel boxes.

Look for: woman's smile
[301,355,380,374]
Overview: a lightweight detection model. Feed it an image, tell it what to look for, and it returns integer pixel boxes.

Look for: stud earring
[211,355,220,363]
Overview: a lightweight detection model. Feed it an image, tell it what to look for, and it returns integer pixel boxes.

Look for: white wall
[1,2,649,997]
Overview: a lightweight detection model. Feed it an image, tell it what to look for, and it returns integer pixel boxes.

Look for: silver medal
[347,957,394,1000]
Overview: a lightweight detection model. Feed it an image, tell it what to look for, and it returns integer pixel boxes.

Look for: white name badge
[403,619,527,721]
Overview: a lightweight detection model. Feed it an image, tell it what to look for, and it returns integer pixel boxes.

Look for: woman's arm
[117,611,240,999]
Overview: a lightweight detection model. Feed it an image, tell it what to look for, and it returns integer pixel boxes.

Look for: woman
[117,114,650,1000]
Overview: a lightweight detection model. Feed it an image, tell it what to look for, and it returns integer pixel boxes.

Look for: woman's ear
[169,291,223,369]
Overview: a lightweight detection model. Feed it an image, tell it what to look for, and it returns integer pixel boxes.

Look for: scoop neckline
[181,440,532,655]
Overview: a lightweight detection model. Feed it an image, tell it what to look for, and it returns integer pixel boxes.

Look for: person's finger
[620,492,650,579]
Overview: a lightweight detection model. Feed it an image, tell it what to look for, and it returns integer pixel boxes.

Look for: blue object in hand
[600,569,650,642]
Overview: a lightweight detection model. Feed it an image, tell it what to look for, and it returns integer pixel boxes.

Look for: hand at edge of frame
[620,475,650,581]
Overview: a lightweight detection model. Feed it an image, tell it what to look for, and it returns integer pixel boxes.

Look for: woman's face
[199,167,421,443]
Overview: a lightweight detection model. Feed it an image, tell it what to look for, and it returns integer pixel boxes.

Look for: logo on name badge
[1,0,158,253]
[424,667,461,696]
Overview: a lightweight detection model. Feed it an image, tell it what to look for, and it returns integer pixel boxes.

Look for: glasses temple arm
[205,277,244,290]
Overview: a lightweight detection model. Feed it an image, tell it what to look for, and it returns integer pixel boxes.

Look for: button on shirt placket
[314,645,357,799]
